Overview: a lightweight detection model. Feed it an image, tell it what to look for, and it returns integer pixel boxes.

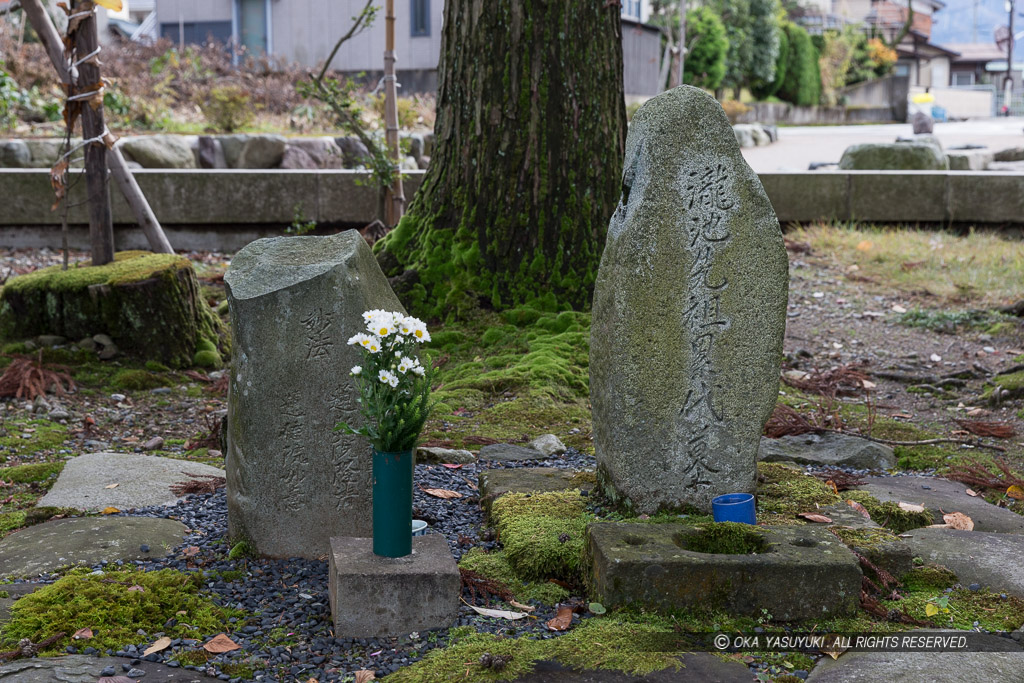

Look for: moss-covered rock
[490,490,594,584]
[0,251,226,368]
[110,369,166,391]
[845,490,933,534]
[457,548,570,605]
[902,564,959,592]
[680,522,769,555]
[756,462,841,516]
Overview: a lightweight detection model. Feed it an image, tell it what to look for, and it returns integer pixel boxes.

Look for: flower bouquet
[336,310,433,557]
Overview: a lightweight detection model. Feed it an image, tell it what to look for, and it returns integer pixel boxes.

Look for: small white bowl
[411,519,429,536]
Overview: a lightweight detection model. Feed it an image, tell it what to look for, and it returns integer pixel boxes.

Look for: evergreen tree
[683,7,728,90]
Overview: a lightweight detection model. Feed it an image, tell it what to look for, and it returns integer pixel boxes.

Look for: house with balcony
[150,0,663,97]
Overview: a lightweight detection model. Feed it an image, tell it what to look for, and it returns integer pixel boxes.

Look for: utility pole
[383,0,405,228]
[973,0,980,43]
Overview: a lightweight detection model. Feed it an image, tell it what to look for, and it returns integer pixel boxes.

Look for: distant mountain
[932,0,1019,52]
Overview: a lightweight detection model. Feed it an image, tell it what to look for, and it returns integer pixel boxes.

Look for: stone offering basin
[588,522,862,621]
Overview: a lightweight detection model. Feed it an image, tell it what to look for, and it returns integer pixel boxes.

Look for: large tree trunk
[378,0,626,318]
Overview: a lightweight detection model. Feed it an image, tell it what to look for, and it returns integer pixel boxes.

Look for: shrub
[777,22,821,107]
[683,7,728,90]
[199,84,253,132]
[720,99,750,123]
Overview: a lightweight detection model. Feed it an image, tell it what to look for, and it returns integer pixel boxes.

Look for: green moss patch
[2,567,243,653]
[0,506,78,539]
[385,616,683,682]
[490,490,593,585]
[110,368,167,391]
[985,370,1024,401]
[885,588,1024,631]
[458,549,569,605]
[0,461,64,484]
[678,522,769,555]
[0,420,68,457]
[902,565,959,592]
[831,526,901,550]
[845,490,933,533]
[756,462,840,516]
[2,251,188,294]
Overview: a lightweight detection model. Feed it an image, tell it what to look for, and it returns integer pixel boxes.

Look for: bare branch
[316,0,378,84]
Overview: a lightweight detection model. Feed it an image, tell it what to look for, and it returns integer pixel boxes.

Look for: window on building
[621,0,641,21]
[411,0,430,37]
[951,71,975,87]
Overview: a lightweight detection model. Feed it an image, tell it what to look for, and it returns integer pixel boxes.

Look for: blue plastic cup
[712,493,757,525]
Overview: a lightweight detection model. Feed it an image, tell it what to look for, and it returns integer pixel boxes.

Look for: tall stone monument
[225,231,404,557]
[590,86,788,514]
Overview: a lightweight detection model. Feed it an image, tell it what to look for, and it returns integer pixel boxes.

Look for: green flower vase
[372,449,414,557]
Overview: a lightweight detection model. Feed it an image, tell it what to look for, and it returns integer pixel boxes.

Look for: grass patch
[110,368,168,391]
[2,567,244,653]
[789,223,1024,305]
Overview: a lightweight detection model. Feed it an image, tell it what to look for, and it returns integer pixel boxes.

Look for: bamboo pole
[383,0,405,227]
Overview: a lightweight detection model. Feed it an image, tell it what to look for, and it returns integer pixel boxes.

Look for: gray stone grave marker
[590,85,788,514]
[224,231,404,558]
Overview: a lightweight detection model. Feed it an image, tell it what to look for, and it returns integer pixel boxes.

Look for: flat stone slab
[588,523,860,621]
[38,452,225,512]
[329,534,460,638]
[0,517,187,579]
[478,443,548,461]
[860,477,1024,533]
[901,528,1024,597]
[479,468,596,512]
[758,433,896,470]
[806,632,1023,682]
[0,655,221,681]
[508,655,752,682]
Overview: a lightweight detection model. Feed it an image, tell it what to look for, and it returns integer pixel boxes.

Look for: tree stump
[0,251,225,367]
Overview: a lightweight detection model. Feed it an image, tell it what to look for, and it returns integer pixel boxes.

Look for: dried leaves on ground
[781,362,873,400]
[947,458,1024,494]
[954,420,1016,439]
[0,354,75,400]
[459,567,514,606]
[170,474,226,495]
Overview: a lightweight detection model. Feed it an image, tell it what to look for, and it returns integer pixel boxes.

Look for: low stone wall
[1,169,1021,252]
[735,103,895,125]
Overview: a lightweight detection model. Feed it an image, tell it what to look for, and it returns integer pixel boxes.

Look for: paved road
[740,117,1024,172]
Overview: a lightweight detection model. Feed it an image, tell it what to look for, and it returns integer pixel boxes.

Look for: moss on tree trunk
[378,0,627,318]
[0,251,225,368]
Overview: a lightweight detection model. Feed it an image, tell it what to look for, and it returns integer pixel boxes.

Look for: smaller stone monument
[224,231,403,558]
[590,85,788,514]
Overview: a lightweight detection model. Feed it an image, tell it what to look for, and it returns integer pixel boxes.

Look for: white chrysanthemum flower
[411,322,431,342]
[397,357,414,374]
[365,337,382,353]
[411,364,425,376]
[362,309,384,323]
[379,369,398,385]
[351,365,362,375]
[368,313,395,337]
[399,316,415,336]
[386,372,399,387]
[347,333,370,347]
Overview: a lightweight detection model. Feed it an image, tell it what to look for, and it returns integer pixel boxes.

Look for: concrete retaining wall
[735,103,895,125]
[3,169,1022,252]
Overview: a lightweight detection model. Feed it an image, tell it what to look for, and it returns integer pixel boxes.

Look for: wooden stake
[72,0,114,266]
[383,0,405,227]
[20,0,173,255]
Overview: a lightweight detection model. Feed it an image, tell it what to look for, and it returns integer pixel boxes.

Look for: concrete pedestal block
[329,534,460,638]
[588,523,861,621]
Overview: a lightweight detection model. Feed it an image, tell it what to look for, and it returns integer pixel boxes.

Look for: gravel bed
[9,450,598,682]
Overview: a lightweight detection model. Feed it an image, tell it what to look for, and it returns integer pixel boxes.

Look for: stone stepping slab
[478,443,548,461]
[901,527,1024,598]
[806,632,1023,682]
[0,517,187,579]
[508,655,753,681]
[0,654,222,681]
[38,452,225,512]
[0,583,40,626]
[860,476,1024,534]
[478,467,595,512]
